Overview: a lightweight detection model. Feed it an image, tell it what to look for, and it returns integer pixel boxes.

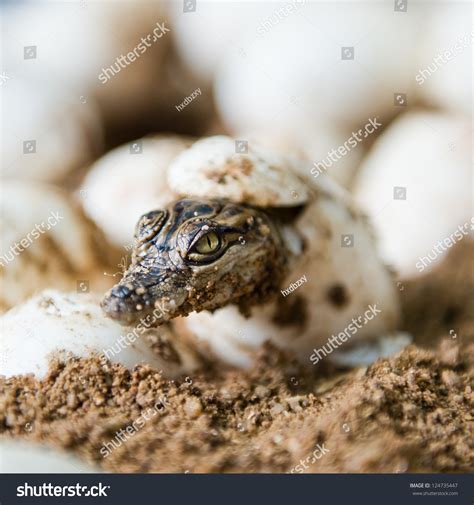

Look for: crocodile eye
[194,232,220,254]
[187,231,223,263]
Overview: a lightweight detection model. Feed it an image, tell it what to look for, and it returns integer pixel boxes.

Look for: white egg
[0,181,115,311]
[414,2,472,115]
[0,441,99,473]
[168,0,254,83]
[2,0,173,135]
[353,111,472,276]
[0,290,198,379]
[171,2,422,187]
[81,135,193,248]
[0,78,103,183]
[213,2,421,136]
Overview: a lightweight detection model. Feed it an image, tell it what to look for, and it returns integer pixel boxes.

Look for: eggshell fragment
[168,135,310,207]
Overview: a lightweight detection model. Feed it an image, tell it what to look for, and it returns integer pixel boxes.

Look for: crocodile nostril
[102,286,135,320]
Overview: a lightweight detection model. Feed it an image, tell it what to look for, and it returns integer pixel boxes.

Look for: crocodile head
[101,198,289,327]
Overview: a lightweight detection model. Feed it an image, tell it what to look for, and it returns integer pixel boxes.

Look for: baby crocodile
[102,136,403,367]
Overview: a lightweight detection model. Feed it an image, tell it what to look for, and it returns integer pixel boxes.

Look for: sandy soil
[1,241,473,473]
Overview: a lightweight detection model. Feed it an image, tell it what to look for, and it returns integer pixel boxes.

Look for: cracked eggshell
[353,111,472,276]
[167,135,310,207]
[81,135,193,248]
[0,79,103,183]
[0,181,115,312]
[0,290,197,379]
[0,441,100,473]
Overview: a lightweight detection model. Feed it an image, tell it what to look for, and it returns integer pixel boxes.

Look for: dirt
[1,241,473,473]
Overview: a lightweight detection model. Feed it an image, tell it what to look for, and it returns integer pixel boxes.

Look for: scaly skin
[101,199,290,327]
